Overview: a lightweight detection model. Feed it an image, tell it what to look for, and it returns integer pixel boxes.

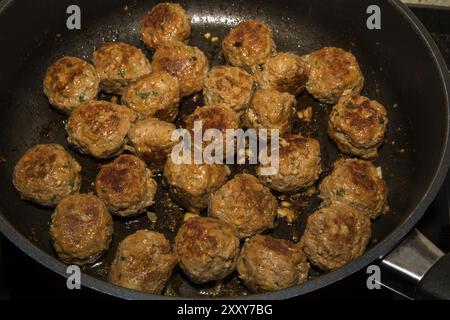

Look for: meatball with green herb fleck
[43,56,99,114]
[152,41,208,97]
[122,71,180,121]
[93,42,152,95]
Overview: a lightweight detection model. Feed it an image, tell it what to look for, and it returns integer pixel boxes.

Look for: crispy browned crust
[43,56,99,114]
[258,134,322,193]
[301,203,371,271]
[95,155,157,217]
[108,230,177,294]
[141,3,191,49]
[13,144,81,207]
[151,41,208,97]
[237,235,309,292]
[175,216,240,283]
[305,47,364,104]
[223,20,276,69]
[328,95,388,159]
[66,100,136,159]
[209,173,277,238]
[251,52,308,96]
[93,42,152,95]
[50,194,113,265]
[319,158,389,219]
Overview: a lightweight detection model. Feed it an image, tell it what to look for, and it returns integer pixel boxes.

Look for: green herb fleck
[120,256,127,261]
[136,90,159,100]
[147,211,158,223]
[68,179,75,188]
[257,191,265,199]
[79,92,86,103]
[336,188,346,197]
[346,102,357,109]
[118,68,126,78]
[190,56,198,62]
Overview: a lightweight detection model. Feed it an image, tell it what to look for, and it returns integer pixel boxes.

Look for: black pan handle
[379,229,450,300]
[415,253,450,300]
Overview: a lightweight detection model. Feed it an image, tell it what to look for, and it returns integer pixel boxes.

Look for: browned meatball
[319,158,388,219]
[152,41,208,97]
[251,52,308,96]
[328,95,388,159]
[209,174,277,238]
[301,203,371,271]
[223,20,276,69]
[108,230,177,294]
[237,235,309,292]
[203,66,254,113]
[43,56,99,114]
[185,104,240,157]
[13,144,81,207]
[258,134,322,193]
[95,155,157,217]
[93,42,152,95]
[121,71,180,121]
[163,158,230,212]
[50,194,113,265]
[66,100,137,159]
[305,47,364,104]
[243,88,296,136]
[141,2,191,49]
[127,118,177,171]
[175,216,240,283]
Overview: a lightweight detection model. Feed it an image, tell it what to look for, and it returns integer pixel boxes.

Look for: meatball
[258,134,322,193]
[43,56,99,114]
[66,100,137,159]
[209,174,277,238]
[175,216,240,283]
[13,144,81,207]
[203,66,254,113]
[152,41,208,97]
[319,158,389,219]
[237,235,309,292]
[141,2,191,49]
[93,42,152,95]
[301,203,371,271]
[305,47,364,104]
[50,194,113,265]
[163,159,230,212]
[95,155,157,217]
[108,230,177,294]
[243,89,296,136]
[223,20,276,69]
[328,95,388,159]
[122,71,180,121]
[185,104,240,157]
[127,118,177,171]
[251,52,308,96]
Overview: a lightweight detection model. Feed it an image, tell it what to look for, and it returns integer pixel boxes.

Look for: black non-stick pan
[0,0,449,300]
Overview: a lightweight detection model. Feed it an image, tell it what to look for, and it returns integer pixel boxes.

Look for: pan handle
[379,229,450,300]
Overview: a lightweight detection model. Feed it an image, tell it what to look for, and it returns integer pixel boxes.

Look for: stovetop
[0,5,449,300]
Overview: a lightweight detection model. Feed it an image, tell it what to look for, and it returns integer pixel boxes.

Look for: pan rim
[0,0,449,300]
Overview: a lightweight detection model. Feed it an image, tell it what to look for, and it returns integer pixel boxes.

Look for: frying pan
[0,0,449,300]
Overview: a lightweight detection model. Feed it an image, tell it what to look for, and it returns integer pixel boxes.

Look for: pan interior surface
[0,0,448,299]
